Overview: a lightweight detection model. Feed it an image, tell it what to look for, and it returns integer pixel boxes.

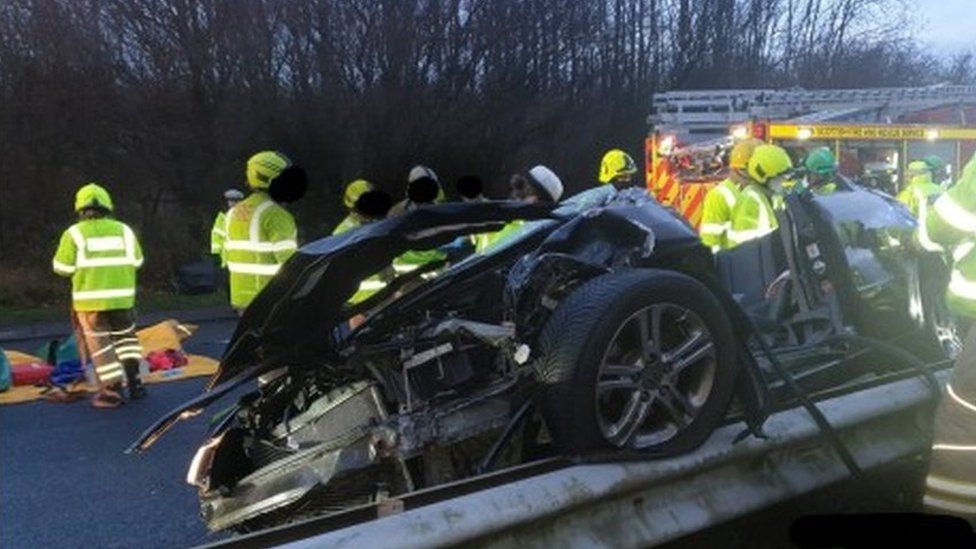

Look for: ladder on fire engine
[650,85,976,136]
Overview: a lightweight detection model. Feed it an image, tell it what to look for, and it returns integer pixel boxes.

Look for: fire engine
[646,85,976,227]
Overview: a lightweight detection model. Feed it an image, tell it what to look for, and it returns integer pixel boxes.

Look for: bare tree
[0,0,955,306]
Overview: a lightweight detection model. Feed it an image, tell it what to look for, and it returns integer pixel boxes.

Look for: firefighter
[52,183,145,407]
[210,188,243,268]
[476,165,563,253]
[921,151,976,523]
[451,175,487,256]
[509,165,564,204]
[456,175,486,202]
[224,151,304,312]
[925,154,950,187]
[897,161,942,219]
[802,147,839,195]
[391,165,449,277]
[388,165,446,217]
[700,138,762,252]
[599,149,639,190]
[332,179,375,235]
[333,181,394,305]
[728,144,794,247]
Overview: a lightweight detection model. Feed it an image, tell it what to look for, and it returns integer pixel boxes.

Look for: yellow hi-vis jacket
[897,173,942,219]
[392,249,447,279]
[475,220,524,254]
[224,192,297,309]
[728,183,778,247]
[52,218,143,311]
[700,178,740,252]
[210,210,227,266]
[927,154,976,318]
[331,214,359,237]
[919,152,976,520]
[332,214,388,304]
[908,174,945,252]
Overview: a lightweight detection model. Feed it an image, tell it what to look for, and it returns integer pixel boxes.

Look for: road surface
[0,318,237,549]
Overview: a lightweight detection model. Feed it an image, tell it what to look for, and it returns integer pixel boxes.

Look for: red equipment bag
[11,363,54,386]
[147,349,189,372]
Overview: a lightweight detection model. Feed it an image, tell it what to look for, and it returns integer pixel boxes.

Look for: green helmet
[246,151,292,190]
[923,155,946,175]
[804,147,837,176]
[74,183,114,212]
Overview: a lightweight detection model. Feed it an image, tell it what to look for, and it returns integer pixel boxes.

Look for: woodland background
[1,0,973,307]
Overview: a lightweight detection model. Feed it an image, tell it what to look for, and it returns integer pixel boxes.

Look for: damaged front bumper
[190,380,519,531]
[195,432,394,532]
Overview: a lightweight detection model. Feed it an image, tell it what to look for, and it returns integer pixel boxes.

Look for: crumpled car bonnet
[212,202,556,388]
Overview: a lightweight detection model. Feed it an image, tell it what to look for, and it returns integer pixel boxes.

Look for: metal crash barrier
[197,369,946,549]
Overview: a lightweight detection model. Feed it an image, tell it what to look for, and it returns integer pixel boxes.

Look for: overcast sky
[916,0,976,56]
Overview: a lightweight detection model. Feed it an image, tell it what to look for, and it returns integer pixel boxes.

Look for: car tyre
[533,269,739,455]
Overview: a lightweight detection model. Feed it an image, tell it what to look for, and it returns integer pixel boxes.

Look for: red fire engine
[646,86,976,227]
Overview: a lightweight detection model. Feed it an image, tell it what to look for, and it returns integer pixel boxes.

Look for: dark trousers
[924,322,976,521]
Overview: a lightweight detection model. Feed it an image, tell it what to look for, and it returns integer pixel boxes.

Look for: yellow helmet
[343,179,374,209]
[729,138,764,170]
[907,160,930,177]
[599,149,637,184]
[747,145,794,184]
[246,151,292,190]
[74,182,114,212]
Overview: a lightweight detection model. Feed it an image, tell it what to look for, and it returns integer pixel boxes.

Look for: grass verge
[0,290,229,328]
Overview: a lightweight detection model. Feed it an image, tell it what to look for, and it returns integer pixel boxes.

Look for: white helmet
[223,188,244,200]
[527,165,564,203]
[408,165,439,184]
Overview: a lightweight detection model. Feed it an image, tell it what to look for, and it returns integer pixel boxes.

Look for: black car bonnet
[129,189,674,452]
[210,201,556,388]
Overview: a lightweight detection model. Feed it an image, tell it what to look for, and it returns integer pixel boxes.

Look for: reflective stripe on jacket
[700,178,739,252]
[332,213,388,304]
[923,323,976,518]
[728,184,778,247]
[392,249,447,278]
[915,191,944,252]
[224,192,297,309]
[925,381,976,514]
[52,218,143,311]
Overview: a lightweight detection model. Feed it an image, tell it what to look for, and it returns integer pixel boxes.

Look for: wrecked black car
[131,182,957,533]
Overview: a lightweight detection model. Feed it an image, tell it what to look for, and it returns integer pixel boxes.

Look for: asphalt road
[0,319,238,549]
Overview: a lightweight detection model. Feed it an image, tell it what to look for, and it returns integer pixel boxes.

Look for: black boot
[123,360,147,400]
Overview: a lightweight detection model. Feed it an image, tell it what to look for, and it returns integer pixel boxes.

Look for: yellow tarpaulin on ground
[0,319,220,406]
[138,319,197,353]
[6,350,43,366]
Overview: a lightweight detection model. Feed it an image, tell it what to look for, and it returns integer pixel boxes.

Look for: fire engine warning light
[659,135,676,155]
